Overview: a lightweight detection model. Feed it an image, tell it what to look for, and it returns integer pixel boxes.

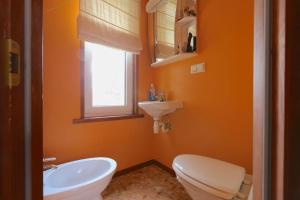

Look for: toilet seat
[173,154,246,200]
[174,165,235,199]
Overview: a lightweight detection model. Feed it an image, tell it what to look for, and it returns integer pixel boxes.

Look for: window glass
[87,42,126,107]
[84,42,134,117]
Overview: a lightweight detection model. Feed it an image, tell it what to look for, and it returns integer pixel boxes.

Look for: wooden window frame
[73,42,143,123]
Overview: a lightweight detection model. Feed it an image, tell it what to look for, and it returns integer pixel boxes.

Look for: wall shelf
[151,53,198,67]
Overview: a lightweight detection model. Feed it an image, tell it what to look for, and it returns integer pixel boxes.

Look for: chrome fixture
[43,157,57,171]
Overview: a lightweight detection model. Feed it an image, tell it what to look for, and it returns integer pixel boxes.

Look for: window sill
[73,114,144,124]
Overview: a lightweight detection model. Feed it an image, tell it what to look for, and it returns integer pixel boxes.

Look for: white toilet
[173,154,253,200]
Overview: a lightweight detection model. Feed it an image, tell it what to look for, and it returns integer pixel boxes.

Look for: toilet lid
[173,154,245,196]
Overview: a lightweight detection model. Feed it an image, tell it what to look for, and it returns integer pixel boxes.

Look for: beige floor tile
[103,165,191,200]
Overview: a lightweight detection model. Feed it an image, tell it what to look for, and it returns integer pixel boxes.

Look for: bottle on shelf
[149,83,157,101]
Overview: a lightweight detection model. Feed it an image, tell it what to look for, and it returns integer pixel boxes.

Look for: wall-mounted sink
[138,100,183,120]
[138,100,183,133]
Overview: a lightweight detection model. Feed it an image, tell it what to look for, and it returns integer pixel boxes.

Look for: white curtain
[78,0,142,54]
[155,0,176,58]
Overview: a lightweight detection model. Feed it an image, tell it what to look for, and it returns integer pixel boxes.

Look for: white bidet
[43,157,117,200]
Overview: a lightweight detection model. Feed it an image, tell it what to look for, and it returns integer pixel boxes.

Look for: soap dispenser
[149,83,157,101]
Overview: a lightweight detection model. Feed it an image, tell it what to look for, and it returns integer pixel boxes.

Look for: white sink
[138,100,183,134]
[138,100,183,120]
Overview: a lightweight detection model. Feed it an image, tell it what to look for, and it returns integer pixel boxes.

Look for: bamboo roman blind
[78,0,142,54]
[155,0,177,58]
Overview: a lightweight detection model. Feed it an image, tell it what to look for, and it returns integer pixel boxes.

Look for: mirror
[147,0,197,66]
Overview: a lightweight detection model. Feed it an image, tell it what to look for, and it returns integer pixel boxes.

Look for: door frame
[253,0,290,199]
[253,0,273,199]
[25,0,43,199]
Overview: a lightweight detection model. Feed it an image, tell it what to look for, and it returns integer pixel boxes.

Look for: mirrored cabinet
[146,0,198,67]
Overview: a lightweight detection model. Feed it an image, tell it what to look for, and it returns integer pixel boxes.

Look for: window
[83,42,135,118]
[75,0,143,122]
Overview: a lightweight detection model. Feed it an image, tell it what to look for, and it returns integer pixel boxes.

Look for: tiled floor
[103,165,192,200]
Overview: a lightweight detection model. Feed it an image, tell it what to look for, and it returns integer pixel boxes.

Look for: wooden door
[0,0,43,200]
[273,0,300,199]
[283,0,300,198]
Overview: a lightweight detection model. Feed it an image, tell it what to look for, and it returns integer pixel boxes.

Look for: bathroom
[2,0,300,199]
[42,0,253,199]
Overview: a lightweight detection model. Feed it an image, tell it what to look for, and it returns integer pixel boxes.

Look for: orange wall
[43,0,154,170]
[43,0,253,173]
[152,0,253,172]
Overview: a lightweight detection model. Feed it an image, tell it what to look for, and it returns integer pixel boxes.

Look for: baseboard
[152,160,176,176]
[114,159,175,178]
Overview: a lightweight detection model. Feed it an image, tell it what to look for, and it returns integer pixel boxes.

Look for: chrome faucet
[43,157,58,171]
